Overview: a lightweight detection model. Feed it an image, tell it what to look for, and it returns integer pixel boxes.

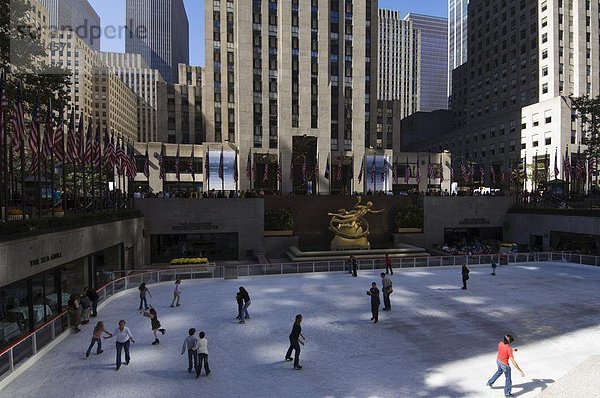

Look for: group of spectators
[440,240,502,256]
[67,287,100,333]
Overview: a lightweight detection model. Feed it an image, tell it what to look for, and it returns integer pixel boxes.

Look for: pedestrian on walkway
[142,307,166,345]
[285,314,305,369]
[170,279,182,307]
[85,321,112,357]
[238,287,251,323]
[181,328,198,374]
[385,254,394,275]
[380,273,393,311]
[461,263,470,290]
[138,283,152,310]
[86,286,100,317]
[491,261,497,276]
[351,255,358,277]
[346,257,352,274]
[105,319,135,371]
[367,282,380,323]
[486,334,525,397]
[80,291,92,325]
[235,291,243,320]
[67,294,81,333]
[196,331,211,378]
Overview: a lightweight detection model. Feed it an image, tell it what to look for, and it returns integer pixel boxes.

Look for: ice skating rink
[2,262,600,398]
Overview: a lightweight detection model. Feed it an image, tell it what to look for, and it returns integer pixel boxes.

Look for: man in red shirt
[486,334,525,397]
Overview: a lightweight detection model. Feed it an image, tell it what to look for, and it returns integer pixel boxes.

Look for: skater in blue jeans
[138,283,152,310]
[85,321,112,357]
[105,319,135,371]
[486,335,525,397]
[238,287,251,324]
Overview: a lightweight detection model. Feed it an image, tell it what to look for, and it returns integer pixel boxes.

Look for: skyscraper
[125,0,190,84]
[448,0,468,98]
[404,14,448,112]
[40,0,101,50]
[203,0,378,194]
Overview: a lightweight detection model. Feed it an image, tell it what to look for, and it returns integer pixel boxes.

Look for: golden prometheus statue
[328,196,384,250]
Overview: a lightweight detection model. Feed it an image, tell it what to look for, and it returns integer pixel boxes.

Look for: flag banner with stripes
[159,144,165,180]
[42,106,53,161]
[204,149,210,180]
[324,155,330,180]
[544,152,549,182]
[128,143,137,179]
[380,157,387,183]
[358,155,364,183]
[289,156,294,183]
[102,129,109,168]
[0,73,7,149]
[302,157,307,183]
[93,124,101,168]
[246,149,251,181]
[83,120,93,165]
[533,154,538,184]
[404,158,410,184]
[189,146,195,181]
[554,148,559,179]
[11,83,25,152]
[588,153,594,182]
[563,147,571,182]
[337,158,343,182]
[53,110,64,163]
[75,114,84,164]
[490,164,496,185]
[522,155,527,182]
[427,154,433,180]
[276,158,281,183]
[576,149,586,181]
[175,145,181,181]
[461,159,468,183]
[439,160,444,184]
[143,147,150,178]
[416,157,421,184]
[392,158,398,184]
[449,161,454,183]
[106,131,116,169]
[66,110,76,163]
[263,161,269,183]
[480,164,485,184]
[370,155,376,184]
[314,155,319,180]
[252,158,257,182]
[115,138,124,176]
[218,147,224,181]
[499,163,505,185]
[233,151,239,183]
[28,100,40,173]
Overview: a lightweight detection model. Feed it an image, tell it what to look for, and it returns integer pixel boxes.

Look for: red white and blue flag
[53,109,65,163]
[42,105,54,161]
[143,146,150,178]
[358,155,364,183]
[175,145,181,181]
[0,73,6,149]
[28,100,40,173]
[263,160,269,183]
[11,83,25,152]
[404,158,410,184]
[188,145,195,181]
[218,146,224,181]
[66,109,76,163]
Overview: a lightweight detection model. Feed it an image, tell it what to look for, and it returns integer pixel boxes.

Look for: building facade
[40,0,101,50]
[203,0,379,195]
[404,13,449,112]
[448,0,469,98]
[378,9,420,119]
[125,0,190,83]
[98,52,164,142]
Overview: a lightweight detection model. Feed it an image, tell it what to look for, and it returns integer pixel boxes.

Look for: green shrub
[395,205,423,229]
[264,208,294,231]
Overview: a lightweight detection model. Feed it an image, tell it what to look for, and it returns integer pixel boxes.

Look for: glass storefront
[151,233,238,262]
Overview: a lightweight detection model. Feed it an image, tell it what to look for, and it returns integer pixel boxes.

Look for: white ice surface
[2,262,600,398]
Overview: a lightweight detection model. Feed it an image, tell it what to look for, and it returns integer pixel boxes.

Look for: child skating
[141,306,165,345]
[238,287,251,324]
[285,314,305,369]
[196,331,210,378]
[85,321,112,357]
[138,283,152,310]
[181,328,199,374]
[170,279,181,307]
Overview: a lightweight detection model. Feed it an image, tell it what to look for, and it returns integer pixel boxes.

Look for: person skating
[67,294,81,333]
[380,273,393,311]
[86,321,112,357]
[86,286,100,317]
[105,319,135,371]
[181,328,199,374]
[351,255,358,277]
[235,291,243,320]
[138,283,152,310]
[384,254,393,275]
[367,282,380,323]
[196,331,211,378]
[238,287,251,323]
[285,314,305,369]
[486,334,525,397]
[461,264,470,289]
[491,261,497,276]
[80,291,92,325]
[142,307,165,344]
[170,279,182,307]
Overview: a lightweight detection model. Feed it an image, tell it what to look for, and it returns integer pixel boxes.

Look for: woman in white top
[196,331,210,378]
[105,319,135,370]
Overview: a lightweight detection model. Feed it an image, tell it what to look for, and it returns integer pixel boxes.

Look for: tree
[572,95,600,188]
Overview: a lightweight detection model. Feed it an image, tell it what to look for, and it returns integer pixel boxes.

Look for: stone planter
[8,214,23,221]
[397,227,423,233]
[264,230,293,237]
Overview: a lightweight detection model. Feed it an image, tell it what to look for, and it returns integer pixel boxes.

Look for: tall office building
[203,0,378,194]
[448,0,469,98]
[40,0,101,50]
[99,52,164,142]
[404,14,448,112]
[125,0,190,83]
[378,9,420,116]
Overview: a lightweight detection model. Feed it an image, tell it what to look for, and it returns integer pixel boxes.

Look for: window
[544,110,552,123]
[542,83,548,94]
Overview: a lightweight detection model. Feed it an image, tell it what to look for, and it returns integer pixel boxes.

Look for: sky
[89,0,447,67]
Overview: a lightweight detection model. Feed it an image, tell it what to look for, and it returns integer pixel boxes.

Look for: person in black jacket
[238,287,251,324]
[367,282,380,323]
[285,314,305,369]
[86,287,100,318]
[461,264,470,290]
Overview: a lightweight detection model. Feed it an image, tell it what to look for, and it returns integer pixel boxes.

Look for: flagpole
[62,117,67,217]
[50,109,55,217]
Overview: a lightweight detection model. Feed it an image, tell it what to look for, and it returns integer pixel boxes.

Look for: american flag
[11,82,25,153]
[314,155,319,180]
[380,157,387,183]
[92,125,101,168]
[252,157,257,182]
[490,164,496,185]
[74,113,84,164]
[276,158,281,183]
[588,153,595,182]
[576,148,586,181]
[427,154,434,181]
[404,158,410,184]
[439,159,444,184]
[53,110,64,163]
[205,149,210,180]
[105,131,116,170]
[337,158,343,182]
[415,156,421,184]
[218,146,224,181]
[120,140,130,177]
[324,155,330,180]
[449,161,454,183]
[544,152,549,182]
[563,147,571,182]
[115,137,124,176]
[263,161,269,183]
[358,155,364,183]
[28,100,40,173]
[128,143,137,179]
[175,145,181,181]
[370,155,376,184]
[392,158,398,184]
[480,164,485,184]
[0,73,7,149]
[66,109,76,163]
[554,148,559,179]
[158,144,165,180]
[289,156,294,183]
[533,153,538,184]
[460,159,468,183]
[499,164,505,185]
[302,157,307,183]
[189,145,195,181]
[102,129,109,168]
[83,119,93,166]
[143,146,150,178]
[233,150,239,183]
[522,156,527,182]
[245,149,251,181]
[42,106,54,161]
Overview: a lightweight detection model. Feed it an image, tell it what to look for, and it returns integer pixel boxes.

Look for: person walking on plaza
[235,291,244,320]
[67,294,81,333]
[238,287,251,323]
[196,331,211,378]
[86,286,100,317]
[170,279,182,307]
[491,261,497,276]
[80,291,92,325]
[346,257,353,274]
[142,306,166,345]
[384,254,393,275]
[285,314,305,369]
[380,273,393,311]
[138,283,152,310]
[461,263,470,290]
[106,320,135,371]
[486,334,525,397]
[351,255,358,277]
[181,328,199,374]
[86,321,112,357]
[367,282,380,323]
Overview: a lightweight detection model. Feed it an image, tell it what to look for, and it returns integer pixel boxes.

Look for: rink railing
[1,252,598,384]
[0,264,223,384]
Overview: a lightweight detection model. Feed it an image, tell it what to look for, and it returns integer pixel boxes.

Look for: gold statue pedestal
[330,224,370,250]
[328,196,383,251]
